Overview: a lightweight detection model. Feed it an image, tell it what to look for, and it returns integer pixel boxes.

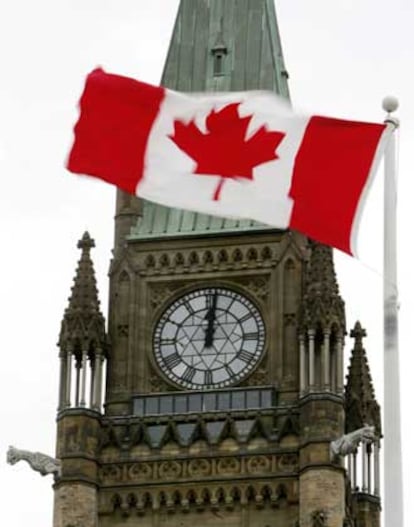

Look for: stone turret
[299,241,346,395]
[58,231,107,411]
[298,241,346,527]
[345,322,381,434]
[54,233,107,527]
[344,322,381,527]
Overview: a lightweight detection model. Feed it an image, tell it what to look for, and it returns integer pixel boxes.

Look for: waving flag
[67,68,389,255]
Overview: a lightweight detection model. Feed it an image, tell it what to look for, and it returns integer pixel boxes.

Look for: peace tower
[53,2,382,526]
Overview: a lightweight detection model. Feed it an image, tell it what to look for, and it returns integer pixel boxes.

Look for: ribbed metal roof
[130,0,290,240]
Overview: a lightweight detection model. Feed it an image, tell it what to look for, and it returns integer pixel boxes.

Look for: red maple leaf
[169,103,285,200]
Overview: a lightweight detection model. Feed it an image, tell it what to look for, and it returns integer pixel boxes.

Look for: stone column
[308,330,315,390]
[352,452,358,491]
[65,350,72,408]
[336,337,344,394]
[58,353,68,411]
[80,349,88,407]
[93,351,104,411]
[74,358,81,407]
[374,441,381,497]
[323,330,330,390]
[89,357,95,409]
[299,334,306,394]
[367,442,372,494]
[362,443,368,492]
[347,454,353,488]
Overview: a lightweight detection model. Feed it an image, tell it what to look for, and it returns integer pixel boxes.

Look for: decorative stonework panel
[98,478,298,516]
[148,366,170,393]
[278,454,299,473]
[216,457,241,475]
[149,286,175,310]
[99,453,298,485]
[246,455,272,474]
[128,462,153,481]
[158,460,182,479]
[139,243,280,277]
[187,458,211,478]
[242,363,269,386]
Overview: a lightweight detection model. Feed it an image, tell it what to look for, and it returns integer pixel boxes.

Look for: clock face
[153,287,265,390]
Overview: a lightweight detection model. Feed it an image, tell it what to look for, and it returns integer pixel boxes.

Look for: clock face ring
[153,287,265,390]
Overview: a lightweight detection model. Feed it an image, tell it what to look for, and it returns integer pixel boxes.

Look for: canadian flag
[67,68,389,255]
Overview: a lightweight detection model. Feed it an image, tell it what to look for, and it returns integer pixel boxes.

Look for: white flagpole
[382,96,403,527]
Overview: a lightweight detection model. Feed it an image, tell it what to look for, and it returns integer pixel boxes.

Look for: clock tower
[53,2,382,527]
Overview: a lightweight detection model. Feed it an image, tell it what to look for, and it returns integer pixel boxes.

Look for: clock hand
[204,292,218,348]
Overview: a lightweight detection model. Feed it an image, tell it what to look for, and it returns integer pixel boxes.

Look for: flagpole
[382,96,403,527]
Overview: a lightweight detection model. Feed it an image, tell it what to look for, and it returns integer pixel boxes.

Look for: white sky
[1,1,413,525]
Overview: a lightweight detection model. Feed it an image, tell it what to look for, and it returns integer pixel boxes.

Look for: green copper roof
[130,0,290,240]
[161,0,289,95]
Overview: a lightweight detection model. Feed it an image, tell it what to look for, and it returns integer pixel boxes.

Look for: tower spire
[345,321,381,434]
[59,232,106,353]
[58,232,107,410]
[300,241,345,333]
[124,0,292,244]
[162,0,289,95]
[298,242,346,395]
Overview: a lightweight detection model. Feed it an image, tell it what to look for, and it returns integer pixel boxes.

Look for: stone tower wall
[299,468,345,527]
[54,483,98,527]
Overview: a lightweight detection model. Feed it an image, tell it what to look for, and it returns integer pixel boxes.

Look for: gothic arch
[217,248,229,263]
[232,248,243,262]
[247,247,258,261]
[174,252,185,266]
[261,246,273,260]
[188,251,200,265]
[159,253,170,268]
[203,250,214,264]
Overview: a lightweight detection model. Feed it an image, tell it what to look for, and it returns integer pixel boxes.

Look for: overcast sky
[1,1,413,525]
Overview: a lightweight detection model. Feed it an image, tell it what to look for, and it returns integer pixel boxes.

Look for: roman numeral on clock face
[244,332,259,340]
[182,366,196,383]
[183,300,195,315]
[204,370,213,385]
[238,313,252,323]
[163,353,181,369]
[239,350,255,363]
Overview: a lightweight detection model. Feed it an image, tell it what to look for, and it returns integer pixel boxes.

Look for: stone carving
[102,480,293,515]
[159,460,182,479]
[188,458,211,477]
[148,366,170,392]
[330,425,376,459]
[149,285,174,309]
[246,455,271,474]
[117,323,129,337]
[159,253,170,268]
[217,457,240,475]
[99,452,298,485]
[278,453,299,473]
[6,445,61,478]
[243,364,268,386]
[101,464,123,482]
[241,277,269,300]
[312,510,327,527]
[129,462,153,481]
[261,246,273,260]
